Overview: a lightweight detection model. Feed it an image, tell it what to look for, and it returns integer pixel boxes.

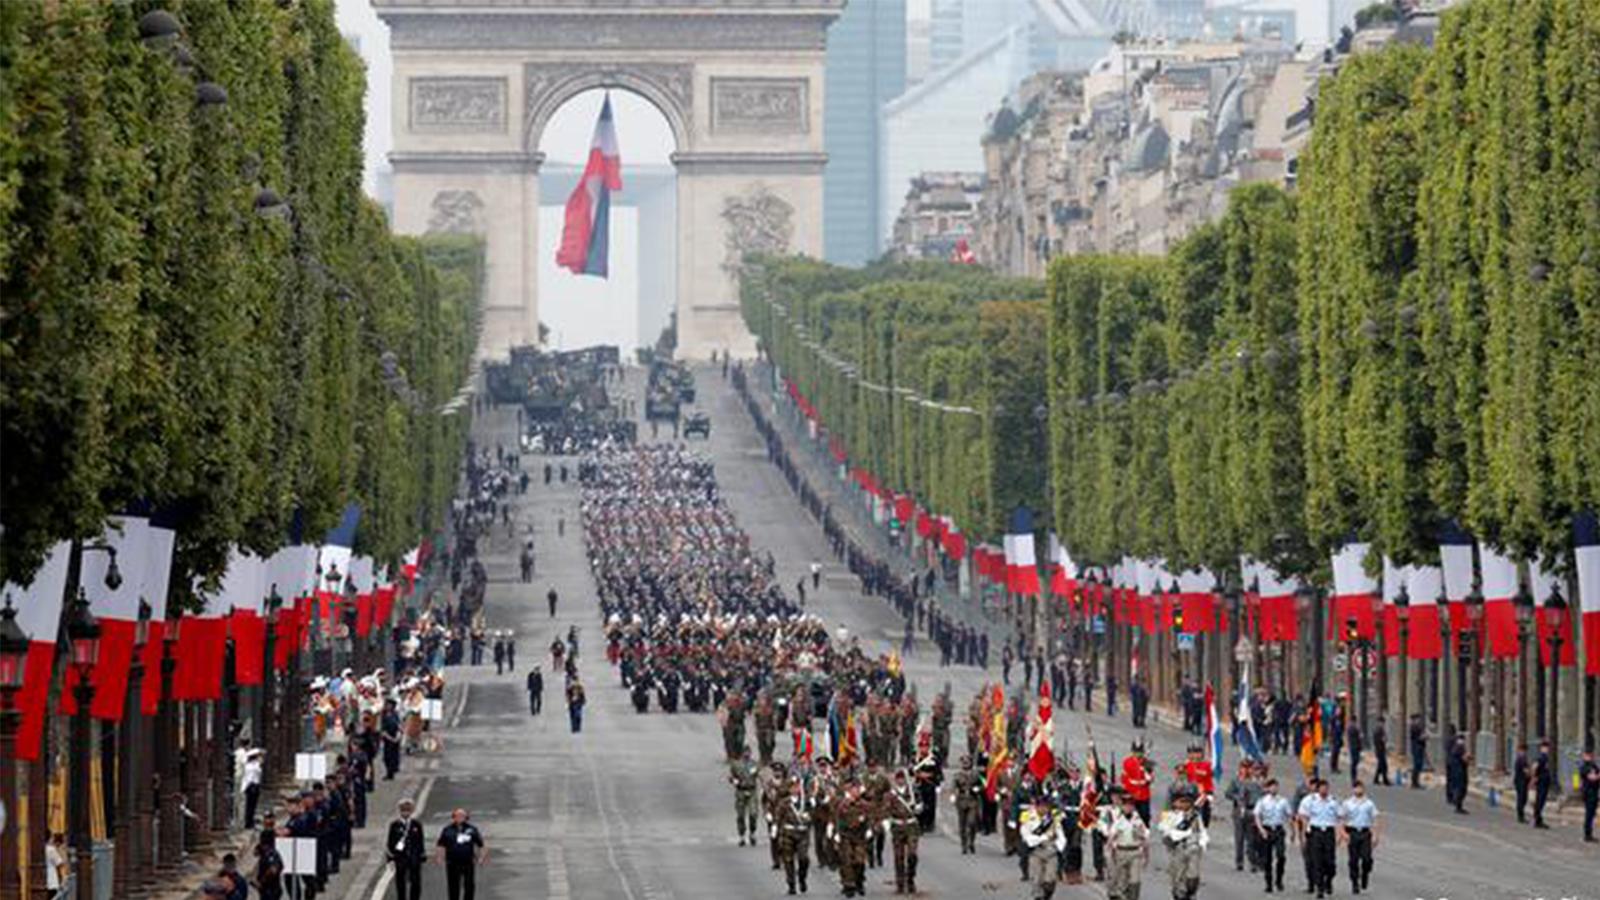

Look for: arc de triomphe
[374,0,843,360]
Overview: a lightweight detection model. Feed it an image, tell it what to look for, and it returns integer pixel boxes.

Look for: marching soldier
[887,770,923,894]
[755,692,778,766]
[1296,778,1340,899]
[930,691,953,765]
[834,781,874,898]
[1224,759,1264,873]
[722,692,749,760]
[911,732,942,832]
[951,755,982,854]
[811,759,839,871]
[774,779,814,895]
[730,748,761,847]
[1159,785,1208,900]
[1100,788,1150,900]
[1020,795,1067,899]
[1123,741,1155,825]
[765,762,791,870]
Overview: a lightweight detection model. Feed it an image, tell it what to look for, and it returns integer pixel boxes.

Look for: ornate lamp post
[1545,584,1566,798]
[1,600,31,900]
[64,594,102,900]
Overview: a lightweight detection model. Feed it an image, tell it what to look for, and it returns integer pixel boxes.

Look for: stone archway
[377,0,842,360]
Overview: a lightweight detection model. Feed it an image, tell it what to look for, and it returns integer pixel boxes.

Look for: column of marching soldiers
[577,436,1396,900]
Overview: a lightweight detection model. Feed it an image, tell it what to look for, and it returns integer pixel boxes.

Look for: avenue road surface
[387,365,1596,900]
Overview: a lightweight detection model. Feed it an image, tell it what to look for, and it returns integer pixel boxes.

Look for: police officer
[1252,777,1292,894]
[1578,747,1599,842]
[1339,780,1378,895]
[433,808,487,900]
[1512,742,1532,823]
[1531,739,1555,828]
[1296,779,1340,899]
[730,748,761,847]
[950,755,982,854]
[386,798,426,900]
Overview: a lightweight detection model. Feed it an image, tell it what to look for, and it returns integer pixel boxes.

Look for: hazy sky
[540,89,676,167]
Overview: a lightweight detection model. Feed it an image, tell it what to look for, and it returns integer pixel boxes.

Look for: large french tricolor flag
[1575,511,1600,676]
[1003,507,1040,596]
[1330,542,1379,640]
[556,94,622,277]
[4,542,70,761]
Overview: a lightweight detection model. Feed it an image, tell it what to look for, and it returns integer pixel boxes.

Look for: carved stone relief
[409,77,507,133]
[427,190,486,235]
[386,14,830,52]
[525,62,693,146]
[721,186,794,278]
[711,78,809,135]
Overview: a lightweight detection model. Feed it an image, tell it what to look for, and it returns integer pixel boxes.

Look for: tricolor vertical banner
[1381,556,1405,657]
[556,94,622,277]
[1440,522,1477,649]
[1003,507,1040,596]
[1405,564,1444,659]
[225,551,269,687]
[1574,512,1600,676]
[140,526,176,715]
[1330,543,1378,641]
[1478,543,1520,659]
[4,542,71,761]
[1529,554,1574,667]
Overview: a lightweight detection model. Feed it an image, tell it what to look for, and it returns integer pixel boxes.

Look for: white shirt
[45,843,64,889]
[242,757,263,789]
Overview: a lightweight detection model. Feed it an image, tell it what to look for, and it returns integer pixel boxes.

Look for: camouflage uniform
[773,787,813,895]
[834,789,874,898]
[730,757,760,845]
[886,782,922,894]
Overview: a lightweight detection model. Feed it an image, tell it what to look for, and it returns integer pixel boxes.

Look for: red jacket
[1122,755,1152,801]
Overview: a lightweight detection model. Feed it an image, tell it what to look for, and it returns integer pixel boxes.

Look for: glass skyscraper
[824,0,907,265]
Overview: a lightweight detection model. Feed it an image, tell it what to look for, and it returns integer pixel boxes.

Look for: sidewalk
[150,681,468,900]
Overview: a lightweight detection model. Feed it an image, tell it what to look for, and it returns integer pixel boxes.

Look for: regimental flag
[985,689,1009,800]
[793,726,815,763]
[952,237,977,265]
[3,542,70,761]
[1529,554,1575,667]
[1027,681,1055,782]
[1330,543,1379,641]
[1236,672,1262,762]
[1575,512,1600,676]
[1439,521,1477,650]
[556,95,623,277]
[1478,543,1520,659]
[1205,683,1224,780]
[401,545,421,590]
[1298,698,1322,776]
[1003,508,1041,596]
[1405,564,1445,659]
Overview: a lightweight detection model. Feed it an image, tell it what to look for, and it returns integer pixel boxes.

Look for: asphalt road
[381,364,1596,900]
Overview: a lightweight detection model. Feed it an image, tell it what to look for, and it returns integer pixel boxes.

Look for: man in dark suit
[387,798,426,900]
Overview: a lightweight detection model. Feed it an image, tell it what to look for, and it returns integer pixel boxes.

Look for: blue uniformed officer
[387,798,426,900]
[1252,777,1292,894]
[1339,780,1379,895]
[435,807,487,900]
[1296,779,1340,899]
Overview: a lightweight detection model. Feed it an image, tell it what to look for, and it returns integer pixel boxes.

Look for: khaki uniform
[1158,808,1207,900]
[1101,807,1150,900]
[1020,804,1065,900]
[952,767,982,853]
[773,794,812,894]
[886,786,922,894]
[834,795,873,897]
[811,778,837,870]
[754,700,777,765]
[730,760,760,843]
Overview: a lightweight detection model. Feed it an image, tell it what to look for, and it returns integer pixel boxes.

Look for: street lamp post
[64,593,102,900]
[1,601,31,900]
[1545,586,1567,798]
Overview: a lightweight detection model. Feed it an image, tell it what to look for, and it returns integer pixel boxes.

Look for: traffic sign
[1176,633,1195,651]
[1352,647,1379,675]
[1332,652,1348,673]
[1234,636,1254,663]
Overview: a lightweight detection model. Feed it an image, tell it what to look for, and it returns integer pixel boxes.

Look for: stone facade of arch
[376,0,842,360]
